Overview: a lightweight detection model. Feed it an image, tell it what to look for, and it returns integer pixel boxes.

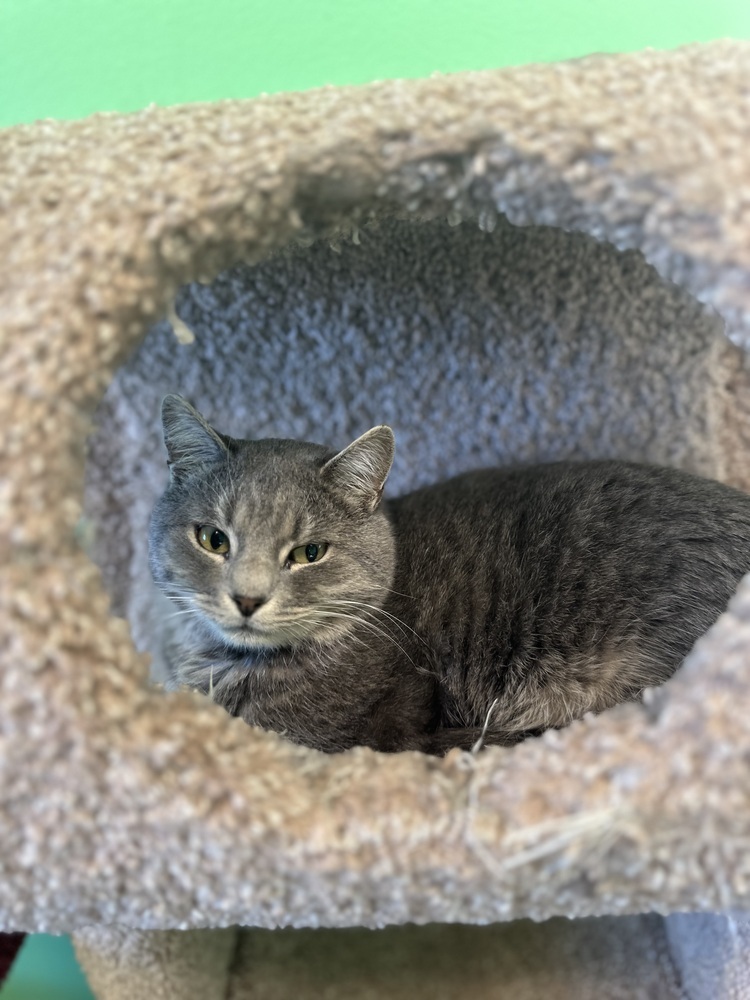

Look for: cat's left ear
[161,394,228,480]
[321,426,395,512]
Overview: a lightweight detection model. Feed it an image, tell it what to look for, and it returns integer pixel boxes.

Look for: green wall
[1,936,94,1000]
[2,0,750,128]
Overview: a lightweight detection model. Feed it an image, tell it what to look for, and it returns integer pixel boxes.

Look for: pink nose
[233,594,266,617]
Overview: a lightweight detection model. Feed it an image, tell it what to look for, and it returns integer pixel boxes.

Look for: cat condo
[2,42,750,999]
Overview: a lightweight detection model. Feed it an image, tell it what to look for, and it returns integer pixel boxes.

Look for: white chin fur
[220,622,305,651]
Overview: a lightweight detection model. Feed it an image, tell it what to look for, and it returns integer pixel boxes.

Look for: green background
[2,0,750,128]
[2,0,749,996]
[2,937,93,1000]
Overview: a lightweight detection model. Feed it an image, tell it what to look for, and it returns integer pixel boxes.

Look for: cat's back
[388,459,750,545]
[383,460,750,735]
[386,459,750,653]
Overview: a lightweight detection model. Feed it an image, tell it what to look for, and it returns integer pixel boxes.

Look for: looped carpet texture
[2,40,750,999]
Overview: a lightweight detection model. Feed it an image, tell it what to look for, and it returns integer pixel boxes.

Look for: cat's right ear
[160,394,227,480]
[321,425,395,512]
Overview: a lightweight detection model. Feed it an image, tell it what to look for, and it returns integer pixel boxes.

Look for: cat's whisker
[269,612,317,624]
[314,608,418,668]
[163,591,199,607]
[297,615,371,650]
[163,594,202,613]
[274,610,372,649]
[366,584,417,600]
[325,599,429,648]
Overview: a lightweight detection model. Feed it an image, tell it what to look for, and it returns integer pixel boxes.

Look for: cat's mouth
[223,620,301,650]
[217,607,353,651]
[229,621,274,638]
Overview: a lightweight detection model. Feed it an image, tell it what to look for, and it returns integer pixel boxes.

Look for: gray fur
[150,395,750,754]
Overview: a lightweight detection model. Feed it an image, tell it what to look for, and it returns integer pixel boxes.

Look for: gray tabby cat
[149,394,750,754]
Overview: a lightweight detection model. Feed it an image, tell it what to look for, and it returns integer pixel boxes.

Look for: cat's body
[149,395,750,754]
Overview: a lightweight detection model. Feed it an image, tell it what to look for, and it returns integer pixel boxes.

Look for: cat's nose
[233,594,266,617]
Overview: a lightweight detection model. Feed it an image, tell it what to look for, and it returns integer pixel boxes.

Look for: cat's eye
[289,542,328,565]
[196,524,230,555]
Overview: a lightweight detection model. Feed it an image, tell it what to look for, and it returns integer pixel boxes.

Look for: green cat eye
[197,524,230,555]
[290,542,328,565]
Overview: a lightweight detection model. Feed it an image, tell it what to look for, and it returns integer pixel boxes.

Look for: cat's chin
[198,608,358,653]
[220,622,303,652]
[218,618,354,654]
[222,626,293,650]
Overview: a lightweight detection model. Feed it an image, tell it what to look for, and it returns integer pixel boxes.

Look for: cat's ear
[160,394,227,479]
[321,426,395,512]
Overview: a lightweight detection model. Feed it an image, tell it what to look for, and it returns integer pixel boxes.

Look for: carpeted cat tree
[2,41,750,999]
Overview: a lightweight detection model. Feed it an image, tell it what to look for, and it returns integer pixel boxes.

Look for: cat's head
[149,395,396,651]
